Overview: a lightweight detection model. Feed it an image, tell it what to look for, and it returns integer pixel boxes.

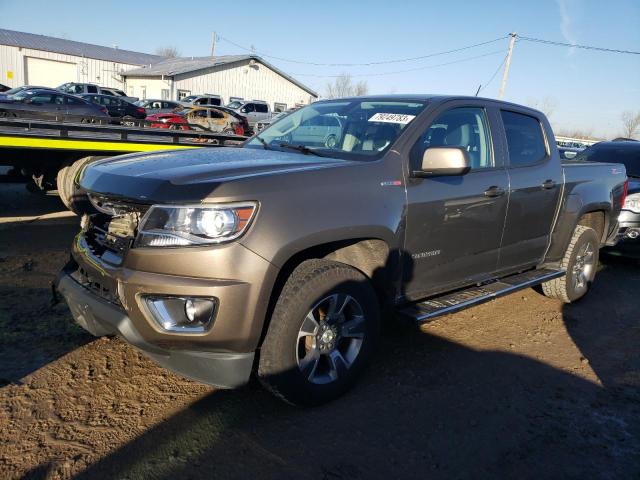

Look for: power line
[218,35,509,66]
[518,35,640,55]
[291,49,506,78]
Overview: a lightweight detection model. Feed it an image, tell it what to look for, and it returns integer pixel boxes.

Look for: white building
[0,28,318,111]
[122,55,318,111]
[0,28,162,89]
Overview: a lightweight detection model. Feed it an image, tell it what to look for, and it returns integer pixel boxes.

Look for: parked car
[135,99,181,115]
[148,106,244,135]
[209,105,250,135]
[146,111,189,130]
[573,140,640,253]
[558,146,582,160]
[78,94,146,124]
[180,94,224,107]
[0,88,109,122]
[255,111,289,132]
[288,113,343,147]
[0,84,56,100]
[56,95,627,406]
[57,83,138,103]
[225,99,271,127]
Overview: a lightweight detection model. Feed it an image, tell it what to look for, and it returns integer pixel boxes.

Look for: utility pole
[210,32,217,57]
[498,32,517,99]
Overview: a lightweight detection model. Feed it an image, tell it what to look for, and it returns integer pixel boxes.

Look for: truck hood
[80,147,350,203]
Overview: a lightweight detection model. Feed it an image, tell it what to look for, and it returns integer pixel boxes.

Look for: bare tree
[155,46,181,58]
[620,110,640,139]
[325,73,369,99]
[525,96,557,119]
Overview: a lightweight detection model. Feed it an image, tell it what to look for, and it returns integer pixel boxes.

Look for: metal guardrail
[0,117,247,146]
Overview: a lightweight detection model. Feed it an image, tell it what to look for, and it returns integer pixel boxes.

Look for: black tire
[541,225,599,303]
[258,259,380,406]
[57,156,107,215]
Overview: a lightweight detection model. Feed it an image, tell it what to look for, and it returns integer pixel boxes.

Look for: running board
[399,268,565,323]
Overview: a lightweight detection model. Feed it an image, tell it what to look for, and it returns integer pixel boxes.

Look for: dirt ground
[0,183,639,480]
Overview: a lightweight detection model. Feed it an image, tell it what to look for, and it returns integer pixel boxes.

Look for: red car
[146,111,190,130]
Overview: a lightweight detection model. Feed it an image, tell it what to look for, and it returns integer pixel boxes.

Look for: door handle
[541,179,556,189]
[484,186,506,198]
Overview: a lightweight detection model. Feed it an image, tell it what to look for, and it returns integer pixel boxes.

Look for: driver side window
[412,107,493,170]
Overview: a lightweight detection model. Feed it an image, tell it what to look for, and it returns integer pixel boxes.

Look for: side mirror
[413,147,471,177]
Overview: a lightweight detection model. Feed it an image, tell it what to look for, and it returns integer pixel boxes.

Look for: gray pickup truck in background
[56,95,628,406]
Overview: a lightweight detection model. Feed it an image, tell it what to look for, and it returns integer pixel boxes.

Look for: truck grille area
[70,265,121,306]
[81,198,148,264]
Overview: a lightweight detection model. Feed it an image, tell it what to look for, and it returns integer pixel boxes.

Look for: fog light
[145,296,216,333]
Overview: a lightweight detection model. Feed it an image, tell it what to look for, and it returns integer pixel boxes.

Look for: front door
[403,105,509,300]
[497,109,563,271]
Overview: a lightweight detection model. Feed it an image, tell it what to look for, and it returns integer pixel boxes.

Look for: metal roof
[122,55,318,98]
[0,28,163,66]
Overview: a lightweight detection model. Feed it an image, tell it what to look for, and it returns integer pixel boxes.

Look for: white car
[289,114,342,148]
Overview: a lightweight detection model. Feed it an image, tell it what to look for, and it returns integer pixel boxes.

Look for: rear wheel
[258,259,380,406]
[57,156,108,215]
[541,225,599,303]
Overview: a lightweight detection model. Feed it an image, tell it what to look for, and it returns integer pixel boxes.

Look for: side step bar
[399,268,564,323]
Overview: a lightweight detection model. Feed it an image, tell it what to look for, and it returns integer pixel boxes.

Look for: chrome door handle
[542,179,556,189]
[484,186,506,198]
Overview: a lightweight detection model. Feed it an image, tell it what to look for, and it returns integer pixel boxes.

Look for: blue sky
[1,0,638,137]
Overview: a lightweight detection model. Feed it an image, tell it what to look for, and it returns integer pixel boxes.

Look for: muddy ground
[0,183,639,480]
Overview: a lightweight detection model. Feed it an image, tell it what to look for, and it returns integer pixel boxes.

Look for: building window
[128,86,135,97]
[274,102,287,112]
[161,89,170,100]
[140,86,147,100]
[177,90,191,101]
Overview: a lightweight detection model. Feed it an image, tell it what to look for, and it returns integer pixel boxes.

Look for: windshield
[246,99,426,159]
[5,86,25,96]
[574,142,640,177]
[10,90,33,100]
[181,96,197,103]
[227,101,243,109]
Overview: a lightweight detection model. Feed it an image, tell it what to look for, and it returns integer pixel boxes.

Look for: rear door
[496,109,563,271]
[403,102,509,299]
[64,94,91,117]
[242,103,257,125]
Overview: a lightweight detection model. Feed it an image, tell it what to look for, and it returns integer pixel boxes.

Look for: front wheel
[541,224,599,303]
[258,259,380,406]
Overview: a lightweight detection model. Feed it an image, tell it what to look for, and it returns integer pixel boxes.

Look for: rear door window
[65,95,84,105]
[501,111,548,167]
[255,103,268,113]
[87,85,98,93]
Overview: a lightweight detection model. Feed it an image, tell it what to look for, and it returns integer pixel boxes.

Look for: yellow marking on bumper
[0,135,201,152]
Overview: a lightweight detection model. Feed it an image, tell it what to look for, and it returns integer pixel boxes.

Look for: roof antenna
[475,84,482,96]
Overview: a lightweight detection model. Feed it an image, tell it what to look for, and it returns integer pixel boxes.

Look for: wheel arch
[257,237,395,348]
[546,195,611,263]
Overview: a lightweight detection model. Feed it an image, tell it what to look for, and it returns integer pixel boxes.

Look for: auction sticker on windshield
[368,113,416,124]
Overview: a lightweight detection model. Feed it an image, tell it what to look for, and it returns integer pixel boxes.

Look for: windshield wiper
[254,135,271,150]
[278,142,325,157]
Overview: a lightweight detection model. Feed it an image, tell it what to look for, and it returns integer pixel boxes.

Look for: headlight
[135,202,257,247]
[623,193,640,213]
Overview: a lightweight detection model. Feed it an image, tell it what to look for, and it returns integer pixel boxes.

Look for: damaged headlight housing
[623,193,640,213]
[135,202,257,247]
